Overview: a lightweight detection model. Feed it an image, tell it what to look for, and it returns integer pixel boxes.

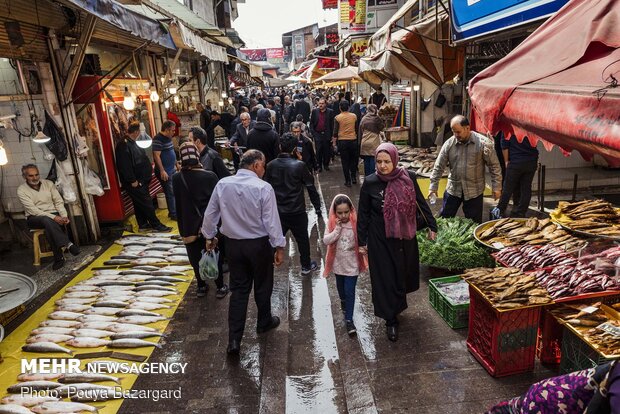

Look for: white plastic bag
[199,249,219,281]
[83,160,104,196]
[55,160,77,203]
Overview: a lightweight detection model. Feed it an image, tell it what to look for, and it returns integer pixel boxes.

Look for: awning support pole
[162,49,183,92]
[63,15,96,99]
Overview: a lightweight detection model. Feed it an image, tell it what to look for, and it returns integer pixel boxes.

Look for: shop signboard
[348,38,368,65]
[266,48,285,64]
[240,49,267,62]
[294,35,305,60]
[451,0,569,43]
[323,0,338,9]
[339,0,367,35]
[326,33,340,45]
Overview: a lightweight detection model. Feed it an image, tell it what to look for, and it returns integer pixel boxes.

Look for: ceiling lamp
[168,81,177,95]
[173,95,179,104]
[149,83,159,102]
[221,91,227,98]
[32,122,50,144]
[135,123,152,149]
[164,100,170,109]
[123,87,135,110]
[0,139,8,165]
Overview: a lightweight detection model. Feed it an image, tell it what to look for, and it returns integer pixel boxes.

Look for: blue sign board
[450,0,569,43]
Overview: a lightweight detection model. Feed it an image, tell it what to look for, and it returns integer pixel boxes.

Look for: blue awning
[64,0,176,50]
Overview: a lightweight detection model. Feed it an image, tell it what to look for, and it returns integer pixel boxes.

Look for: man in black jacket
[197,103,211,131]
[189,126,231,180]
[289,123,316,173]
[247,109,280,163]
[230,112,255,170]
[115,122,171,232]
[309,98,335,172]
[292,96,311,124]
[265,134,321,275]
[206,111,235,148]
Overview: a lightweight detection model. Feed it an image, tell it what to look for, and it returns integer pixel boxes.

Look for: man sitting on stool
[17,164,79,269]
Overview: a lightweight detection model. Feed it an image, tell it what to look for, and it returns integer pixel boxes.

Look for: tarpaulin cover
[64,0,176,50]
[468,0,620,166]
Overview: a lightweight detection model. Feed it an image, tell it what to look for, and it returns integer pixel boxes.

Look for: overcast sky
[233,0,338,48]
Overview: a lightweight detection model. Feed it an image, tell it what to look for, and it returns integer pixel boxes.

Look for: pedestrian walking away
[332,100,359,186]
[428,115,502,223]
[357,143,437,342]
[323,194,367,336]
[265,134,321,275]
[115,122,171,233]
[310,98,335,172]
[152,120,179,220]
[189,126,231,180]
[247,108,280,164]
[172,142,229,299]
[202,150,286,356]
[17,164,80,270]
[359,103,385,176]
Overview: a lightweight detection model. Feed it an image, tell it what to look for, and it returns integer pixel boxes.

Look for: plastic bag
[55,160,77,203]
[199,249,219,281]
[83,160,104,196]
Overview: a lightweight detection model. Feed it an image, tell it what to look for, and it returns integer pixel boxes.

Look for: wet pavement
[119,162,556,414]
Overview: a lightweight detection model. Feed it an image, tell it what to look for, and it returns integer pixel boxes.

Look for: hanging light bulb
[0,139,8,166]
[168,81,177,95]
[123,87,135,110]
[173,95,180,104]
[135,122,152,149]
[218,100,224,108]
[164,100,170,109]
[32,122,50,144]
[221,91,227,98]
[149,83,159,102]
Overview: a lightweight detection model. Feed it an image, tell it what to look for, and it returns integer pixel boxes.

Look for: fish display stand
[466,286,542,377]
[537,308,564,365]
[559,326,617,374]
[429,276,469,329]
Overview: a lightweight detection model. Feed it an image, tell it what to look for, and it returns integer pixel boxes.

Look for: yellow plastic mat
[0,215,191,413]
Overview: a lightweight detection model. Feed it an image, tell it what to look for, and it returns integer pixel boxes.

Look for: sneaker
[346,320,357,336]
[351,176,357,184]
[168,214,178,221]
[301,261,319,275]
[52,258,65,270]
[196,286,207,297]
[67,243,80,256]
[216,284,229,299]
[153,224,173,232]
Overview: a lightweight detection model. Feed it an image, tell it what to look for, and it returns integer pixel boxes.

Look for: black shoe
[52,258,65,270]
[325,166,330,171]
[227,340,240,355]
[257,316,280,334]
[301,261,318,275]
[196,286,207,298]
[67,243,80,256]
[216,284,229,299]
[168,215,177,221]
[346,321,357,336]
[387,325,398,342]
[138,226,153,232]
[351,177,357,184]
[153,224,173,232]
[344,182,352,187]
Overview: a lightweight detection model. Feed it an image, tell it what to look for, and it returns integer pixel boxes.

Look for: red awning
[468,0,620,166]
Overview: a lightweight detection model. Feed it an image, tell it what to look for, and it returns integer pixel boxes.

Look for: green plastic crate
[429,276,469,329]
[559,328,616,374]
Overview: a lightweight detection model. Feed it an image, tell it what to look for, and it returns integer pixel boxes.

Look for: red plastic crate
[466,286,542,377]
[537,309,563,365]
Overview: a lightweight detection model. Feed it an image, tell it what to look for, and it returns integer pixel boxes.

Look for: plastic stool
[31,229,54,266]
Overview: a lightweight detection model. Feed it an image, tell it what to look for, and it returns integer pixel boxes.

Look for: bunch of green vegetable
[417,217,495,271]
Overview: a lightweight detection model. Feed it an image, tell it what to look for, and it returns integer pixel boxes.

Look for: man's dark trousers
[440,191,484,223]
[125,184,161,228]
[26,215,69,260]
[337,140,358,183]
[497,160,537,217]
[226,236,274,343]
[279,212,311,269]
[314,131,331,169]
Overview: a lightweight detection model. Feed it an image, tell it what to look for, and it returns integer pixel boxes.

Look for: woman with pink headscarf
[357,142,437,342]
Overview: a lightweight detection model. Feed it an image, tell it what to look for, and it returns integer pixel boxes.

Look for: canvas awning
[359,11,464,92]
[469,0,620,167]
[170,22,228,63]
[313,66,362,85]
[368,0,419,55]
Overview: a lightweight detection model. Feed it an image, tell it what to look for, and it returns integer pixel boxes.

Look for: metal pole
[416,88,422,147]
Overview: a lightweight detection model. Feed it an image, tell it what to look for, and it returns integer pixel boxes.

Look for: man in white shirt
[17,164,79,269]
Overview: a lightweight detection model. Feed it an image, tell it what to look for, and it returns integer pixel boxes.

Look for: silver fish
[115,309,161,317]
[135,280,174,287]
[48,311,84,321]
[144,245,175,252]
[129,296,173,304]
[22,342,73,355]
[1,394,59,407]
[103,259,131,265]
[108,339,162,348]
[65,337,110,348]
[146,276,188,283]
[0,403,37,414]
[71,329,113,338]
[152,239,182,245]
[38,320,81,329]
[65,286,102,293]
[134,285,178,292]
[119,269,151,275]
[77,315,117,323]
[110,255,140,260]
[131,258,164,265]
[77,322,116,331]
[58,373,120,384]
[108,323,158,333]
[116,315,167,325]
[16,373,63,382]
[92,301,128,308]
[62,292,100,299]
[31,401,100,413]
[109,331,166,340]
[127,302,171,311]
[26,334,74,344]
[54,298,94,306]
[55,304,92,313]
[166,256,190,264]
[95,281,134,287]
[31,327,74,336]
[97,297,135,303]
[84,307,123,316]
[135,290,177,297]
[7,380,62,393]
[132,265,160,271]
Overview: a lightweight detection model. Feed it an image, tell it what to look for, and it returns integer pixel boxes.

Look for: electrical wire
[593,57,619,101]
